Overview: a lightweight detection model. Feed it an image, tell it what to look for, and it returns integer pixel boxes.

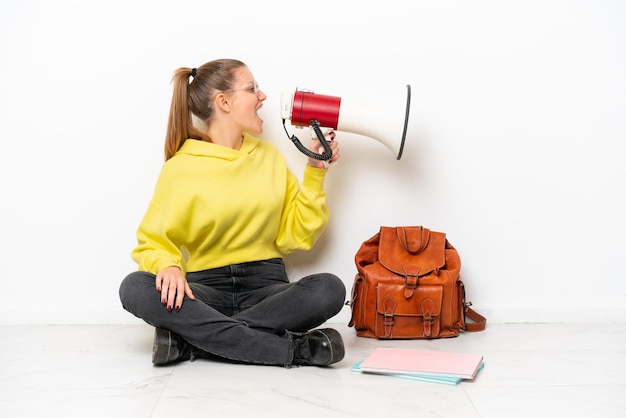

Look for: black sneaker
[152,328,191,366]
[292,328,345,366]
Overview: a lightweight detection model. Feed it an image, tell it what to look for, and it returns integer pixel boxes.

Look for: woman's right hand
[156,265,195,311]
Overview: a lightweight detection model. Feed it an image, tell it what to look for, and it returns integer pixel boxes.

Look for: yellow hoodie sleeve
[275,165,330,253]
[131,201,186,275]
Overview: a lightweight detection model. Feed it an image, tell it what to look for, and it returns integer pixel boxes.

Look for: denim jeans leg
[119,270,293,366]
[119,259,346,366]
[234,272,347,334]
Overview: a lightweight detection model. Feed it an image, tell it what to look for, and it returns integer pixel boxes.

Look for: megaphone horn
[280,85,411,160]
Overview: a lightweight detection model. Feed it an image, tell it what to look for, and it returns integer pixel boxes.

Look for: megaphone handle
[310,126,337,168]
[283,119,333,161]
[310,121,334,158]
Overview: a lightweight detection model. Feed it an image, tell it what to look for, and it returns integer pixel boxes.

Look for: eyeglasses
[225,81,260,97]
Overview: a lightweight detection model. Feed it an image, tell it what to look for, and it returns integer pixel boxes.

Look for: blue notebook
[352,360,484,386]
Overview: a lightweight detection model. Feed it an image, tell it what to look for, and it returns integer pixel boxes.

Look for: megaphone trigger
[310,126,334,141]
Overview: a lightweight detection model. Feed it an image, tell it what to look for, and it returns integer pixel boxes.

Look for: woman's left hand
[156,265,195,312]
[307,131,340,169]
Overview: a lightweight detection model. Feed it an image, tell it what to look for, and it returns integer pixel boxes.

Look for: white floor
[1,322,625,418]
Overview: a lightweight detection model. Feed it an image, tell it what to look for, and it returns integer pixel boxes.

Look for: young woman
[119,59,345,367]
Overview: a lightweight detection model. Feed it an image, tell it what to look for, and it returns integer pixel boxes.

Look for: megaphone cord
[282,119,333,161]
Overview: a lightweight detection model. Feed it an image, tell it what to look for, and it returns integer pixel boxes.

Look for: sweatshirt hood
[175,133,261,161]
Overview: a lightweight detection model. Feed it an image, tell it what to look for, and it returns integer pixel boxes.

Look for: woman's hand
[156,266,195,311]
[307,131,340,169]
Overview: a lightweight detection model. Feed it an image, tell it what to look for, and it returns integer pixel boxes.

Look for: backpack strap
[458,279,487,332]
[464,305,487,332]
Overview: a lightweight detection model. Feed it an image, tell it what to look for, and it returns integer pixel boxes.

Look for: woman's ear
[214,92,231,113]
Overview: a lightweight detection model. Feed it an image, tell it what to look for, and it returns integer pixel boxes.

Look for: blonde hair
[164,59,246,161]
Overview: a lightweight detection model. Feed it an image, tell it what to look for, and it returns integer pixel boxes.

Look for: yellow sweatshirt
[131,134,330,274]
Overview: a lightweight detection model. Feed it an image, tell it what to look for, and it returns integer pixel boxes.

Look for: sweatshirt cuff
[302,165,327,190]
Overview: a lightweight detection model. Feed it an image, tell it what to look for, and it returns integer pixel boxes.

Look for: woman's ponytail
[163,59,246,161]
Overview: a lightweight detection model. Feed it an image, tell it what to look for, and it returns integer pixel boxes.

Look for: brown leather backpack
[348,226,486,339]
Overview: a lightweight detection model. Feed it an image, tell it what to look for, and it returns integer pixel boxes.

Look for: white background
[1,0,624,325]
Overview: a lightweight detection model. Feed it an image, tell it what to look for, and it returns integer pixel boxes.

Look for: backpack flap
[378,226,447,278]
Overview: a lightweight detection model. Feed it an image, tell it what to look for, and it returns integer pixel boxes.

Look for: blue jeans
[119,258,346,366]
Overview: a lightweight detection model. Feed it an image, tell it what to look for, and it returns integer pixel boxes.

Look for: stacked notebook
[352,347,484,386]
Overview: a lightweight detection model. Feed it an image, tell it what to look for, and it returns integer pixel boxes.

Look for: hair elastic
[191,68,197,78]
